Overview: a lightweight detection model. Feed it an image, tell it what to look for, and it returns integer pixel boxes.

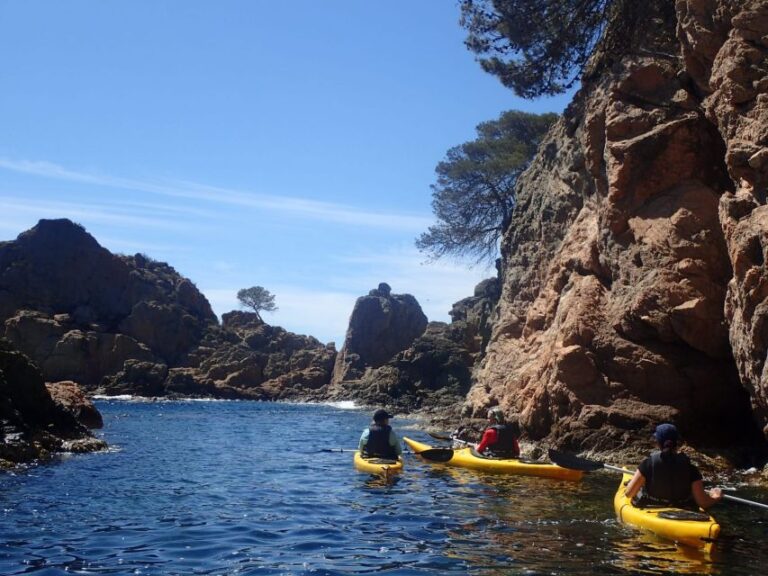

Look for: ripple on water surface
[0,401,767,575]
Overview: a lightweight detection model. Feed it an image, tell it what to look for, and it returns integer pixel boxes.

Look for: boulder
[45,380,103,429]
[0,338,105,466]
[331,283,428,386]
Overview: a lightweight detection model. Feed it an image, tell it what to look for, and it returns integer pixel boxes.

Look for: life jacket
[364,424,396,459]
[486,424,520,458]
[640,450,695,507]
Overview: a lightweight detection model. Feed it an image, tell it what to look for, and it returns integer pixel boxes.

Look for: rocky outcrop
[0,339,106,466]
[0,219,338,401]
[45,381,104,429]
[0,219,216,386]
[331,283,428,386]
[467,0,768,463]
[329,280,499,413]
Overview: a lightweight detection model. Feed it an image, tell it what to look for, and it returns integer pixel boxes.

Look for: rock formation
[329,280,499,414]
[331,283,428,386]
[45,381,104,429]
[0,219,336,401]
[466,0,768,463]
[0,338,105,466]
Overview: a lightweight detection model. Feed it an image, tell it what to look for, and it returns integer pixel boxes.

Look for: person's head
[487,407,505,425]
[373,408,393,424]
[654,423,679,451]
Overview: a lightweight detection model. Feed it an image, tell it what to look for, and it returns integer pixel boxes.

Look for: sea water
[0,400,766,575]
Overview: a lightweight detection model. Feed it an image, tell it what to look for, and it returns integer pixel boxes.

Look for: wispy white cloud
[0,157,432,231]
[0,195,206,232]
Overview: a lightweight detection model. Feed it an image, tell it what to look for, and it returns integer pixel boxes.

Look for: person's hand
[707,487,723,501]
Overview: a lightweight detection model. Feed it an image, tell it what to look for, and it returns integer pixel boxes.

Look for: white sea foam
[324,400,358,410]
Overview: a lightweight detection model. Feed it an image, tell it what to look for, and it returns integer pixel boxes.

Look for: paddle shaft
[722,493,768,511]
[604,463,633,474]
[549,449,768,512]
[597,463,768,511]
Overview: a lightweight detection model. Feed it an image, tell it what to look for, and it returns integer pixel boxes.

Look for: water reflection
[610,531,715,574]
[404,455,731,575]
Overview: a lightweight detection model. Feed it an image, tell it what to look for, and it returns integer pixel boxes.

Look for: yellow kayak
[614,472,720,551]
[403,437,583,481]
[353,451,403,479]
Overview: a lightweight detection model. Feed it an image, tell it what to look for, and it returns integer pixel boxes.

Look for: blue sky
[0,1,572,346]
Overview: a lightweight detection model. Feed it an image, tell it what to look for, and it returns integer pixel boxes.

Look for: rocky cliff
[0,219,336,401]
[467,0,768,463]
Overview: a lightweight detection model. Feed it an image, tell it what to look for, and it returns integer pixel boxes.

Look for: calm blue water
[0,401,766,575]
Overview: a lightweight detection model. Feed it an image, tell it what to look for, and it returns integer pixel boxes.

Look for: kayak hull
[353,451,403,478]
[613,472,720,551]
[403,437,583,481]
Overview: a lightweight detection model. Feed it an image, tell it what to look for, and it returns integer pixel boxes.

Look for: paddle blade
[417,448,454,463]
[547,449,605,471]
[427,431,453,442]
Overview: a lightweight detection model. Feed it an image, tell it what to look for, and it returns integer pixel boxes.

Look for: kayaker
[624,423,722,509]
[359,409,402,459]
[475,407,520,458]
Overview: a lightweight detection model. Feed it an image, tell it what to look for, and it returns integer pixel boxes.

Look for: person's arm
[390,430,403,457]
[358,429,369,452]
[692,481,722,510]
[475,428,498,454]
[624,469,645,499]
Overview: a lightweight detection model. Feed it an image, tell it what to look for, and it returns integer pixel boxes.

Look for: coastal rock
[45,381,104,429]
[468,0,768,462]
[0,219,334,401]
[331,283,428,387]
[329,279,499,413]
[0,338,105,466]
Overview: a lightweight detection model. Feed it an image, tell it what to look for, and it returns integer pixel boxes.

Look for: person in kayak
[359,409,402,460]
[475,407,520,459]
[624,423,722,509]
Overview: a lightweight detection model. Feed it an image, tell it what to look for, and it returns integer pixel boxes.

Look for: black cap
[373,409,393,422]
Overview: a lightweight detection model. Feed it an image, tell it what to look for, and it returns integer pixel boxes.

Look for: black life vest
[487,424,520,458]
[364,424,396,458]
[643,450,695,506]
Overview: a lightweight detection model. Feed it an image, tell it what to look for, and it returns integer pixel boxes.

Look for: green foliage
[236,286,278,321]
[459,0,618,98]
[416,110,557,264]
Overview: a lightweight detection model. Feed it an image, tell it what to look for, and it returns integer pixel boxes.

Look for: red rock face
[469,0,768,456]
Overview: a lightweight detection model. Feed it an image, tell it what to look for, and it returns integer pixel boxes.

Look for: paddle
[427,431,453,442]
[548,449,768,511]
[415,447,455,462]
[320,448,358,452]
[548,449,629,474]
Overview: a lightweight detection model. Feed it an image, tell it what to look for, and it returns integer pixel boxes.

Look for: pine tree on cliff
[236,286,278,322]
[416,110,556,264]
[459,0,655,98]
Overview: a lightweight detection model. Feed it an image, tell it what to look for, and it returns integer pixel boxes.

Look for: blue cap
[654,423,679,447]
